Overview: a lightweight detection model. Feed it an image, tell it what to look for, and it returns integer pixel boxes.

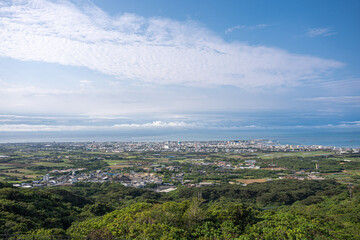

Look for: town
[2,140,358,190]
[1,139,357,153]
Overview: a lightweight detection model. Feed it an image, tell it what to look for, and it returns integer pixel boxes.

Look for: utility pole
[197,191,202,200]
[315,160,319,170]
[348,184,353,199]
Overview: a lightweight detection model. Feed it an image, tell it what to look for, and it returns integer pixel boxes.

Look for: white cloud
[225,24,269,33]
[79,80,92,84]
[0,79,79,96]
[0,0,343,88]
[301,78,360,90]
[341,121,360,125]
[306,28,335,37]
[0,121,196,132]
[114,121,195,128]
[2,120,359,132]
[301,96,360,103]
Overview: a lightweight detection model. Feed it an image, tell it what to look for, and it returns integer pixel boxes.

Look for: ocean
[0,128,359,148]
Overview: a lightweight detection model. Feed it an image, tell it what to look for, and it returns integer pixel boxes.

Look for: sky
[0,0,359,143]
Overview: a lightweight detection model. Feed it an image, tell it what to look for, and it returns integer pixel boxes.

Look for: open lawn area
[258,151,334,159]
[236,178,269,184]
[32,161,72,167]
[109,164,133,169]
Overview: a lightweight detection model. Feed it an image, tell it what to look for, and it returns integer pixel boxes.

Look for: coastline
[0,128,359,149]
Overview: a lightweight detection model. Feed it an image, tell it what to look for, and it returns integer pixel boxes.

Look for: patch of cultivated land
[2,171,39,178]
[236,178,268,184]
[0,165,16,170]
[259,151,333,158]
[32,161,72,167]
[103,159,128,165]
[261,167,287,170]
[109,164,133,169]
[0,163,33,167]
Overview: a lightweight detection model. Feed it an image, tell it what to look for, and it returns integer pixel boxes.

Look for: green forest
[0,179,359,239]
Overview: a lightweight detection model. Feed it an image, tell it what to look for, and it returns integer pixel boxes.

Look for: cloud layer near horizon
[1,121,359,132]
[0,121,196,132]
[0,0,343,88]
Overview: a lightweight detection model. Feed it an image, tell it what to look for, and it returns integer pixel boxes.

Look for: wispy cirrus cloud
[225,24,269,33]
[1,121,360,132]
[306,27,336,37]
[0,79,79,97]
[0,0,343,88]
[341,121,360,125]
[0,121,196,132]
[301,96,360,103]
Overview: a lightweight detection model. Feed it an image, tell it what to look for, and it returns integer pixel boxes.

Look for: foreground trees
[0,180,359,239]
[67,195,360,239]
[68,200,256,239]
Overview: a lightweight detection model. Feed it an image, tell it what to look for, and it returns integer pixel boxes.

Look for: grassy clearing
[236,179,268,184]
[104,159,129,165]
[258,151,333,159]
[157,159,170,163]
[109,165,133,169]
[16,169,37,174]
[344,157,360,162]
[32,161,72,167]
[174,159,189,163]
[0,165,15,170]
[343,170,360,175]
[322,173,350,179]
[1,171,40,178]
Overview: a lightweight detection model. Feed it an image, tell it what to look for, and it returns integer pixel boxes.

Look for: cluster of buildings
[118,172,163,188]
[13,169,170,190]
[2,141,358,155]
[279,173,325,181]
[12,157,325,190]
[192,159,260,170]
[83,140,357,153]
[9,140,348,190]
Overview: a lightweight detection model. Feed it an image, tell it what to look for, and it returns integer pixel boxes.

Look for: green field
[32,161,72,167]
[257,151,333,158]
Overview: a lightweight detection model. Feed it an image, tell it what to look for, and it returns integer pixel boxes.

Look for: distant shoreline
[0,133,359,149]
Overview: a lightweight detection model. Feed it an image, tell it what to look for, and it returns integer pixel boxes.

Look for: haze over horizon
[0,0,359,145]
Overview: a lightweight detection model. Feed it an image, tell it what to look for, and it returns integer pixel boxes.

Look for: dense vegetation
[1,146,359,239]
[1,179,359,239]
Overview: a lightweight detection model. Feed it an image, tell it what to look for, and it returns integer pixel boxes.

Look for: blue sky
[0,0,359,137]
